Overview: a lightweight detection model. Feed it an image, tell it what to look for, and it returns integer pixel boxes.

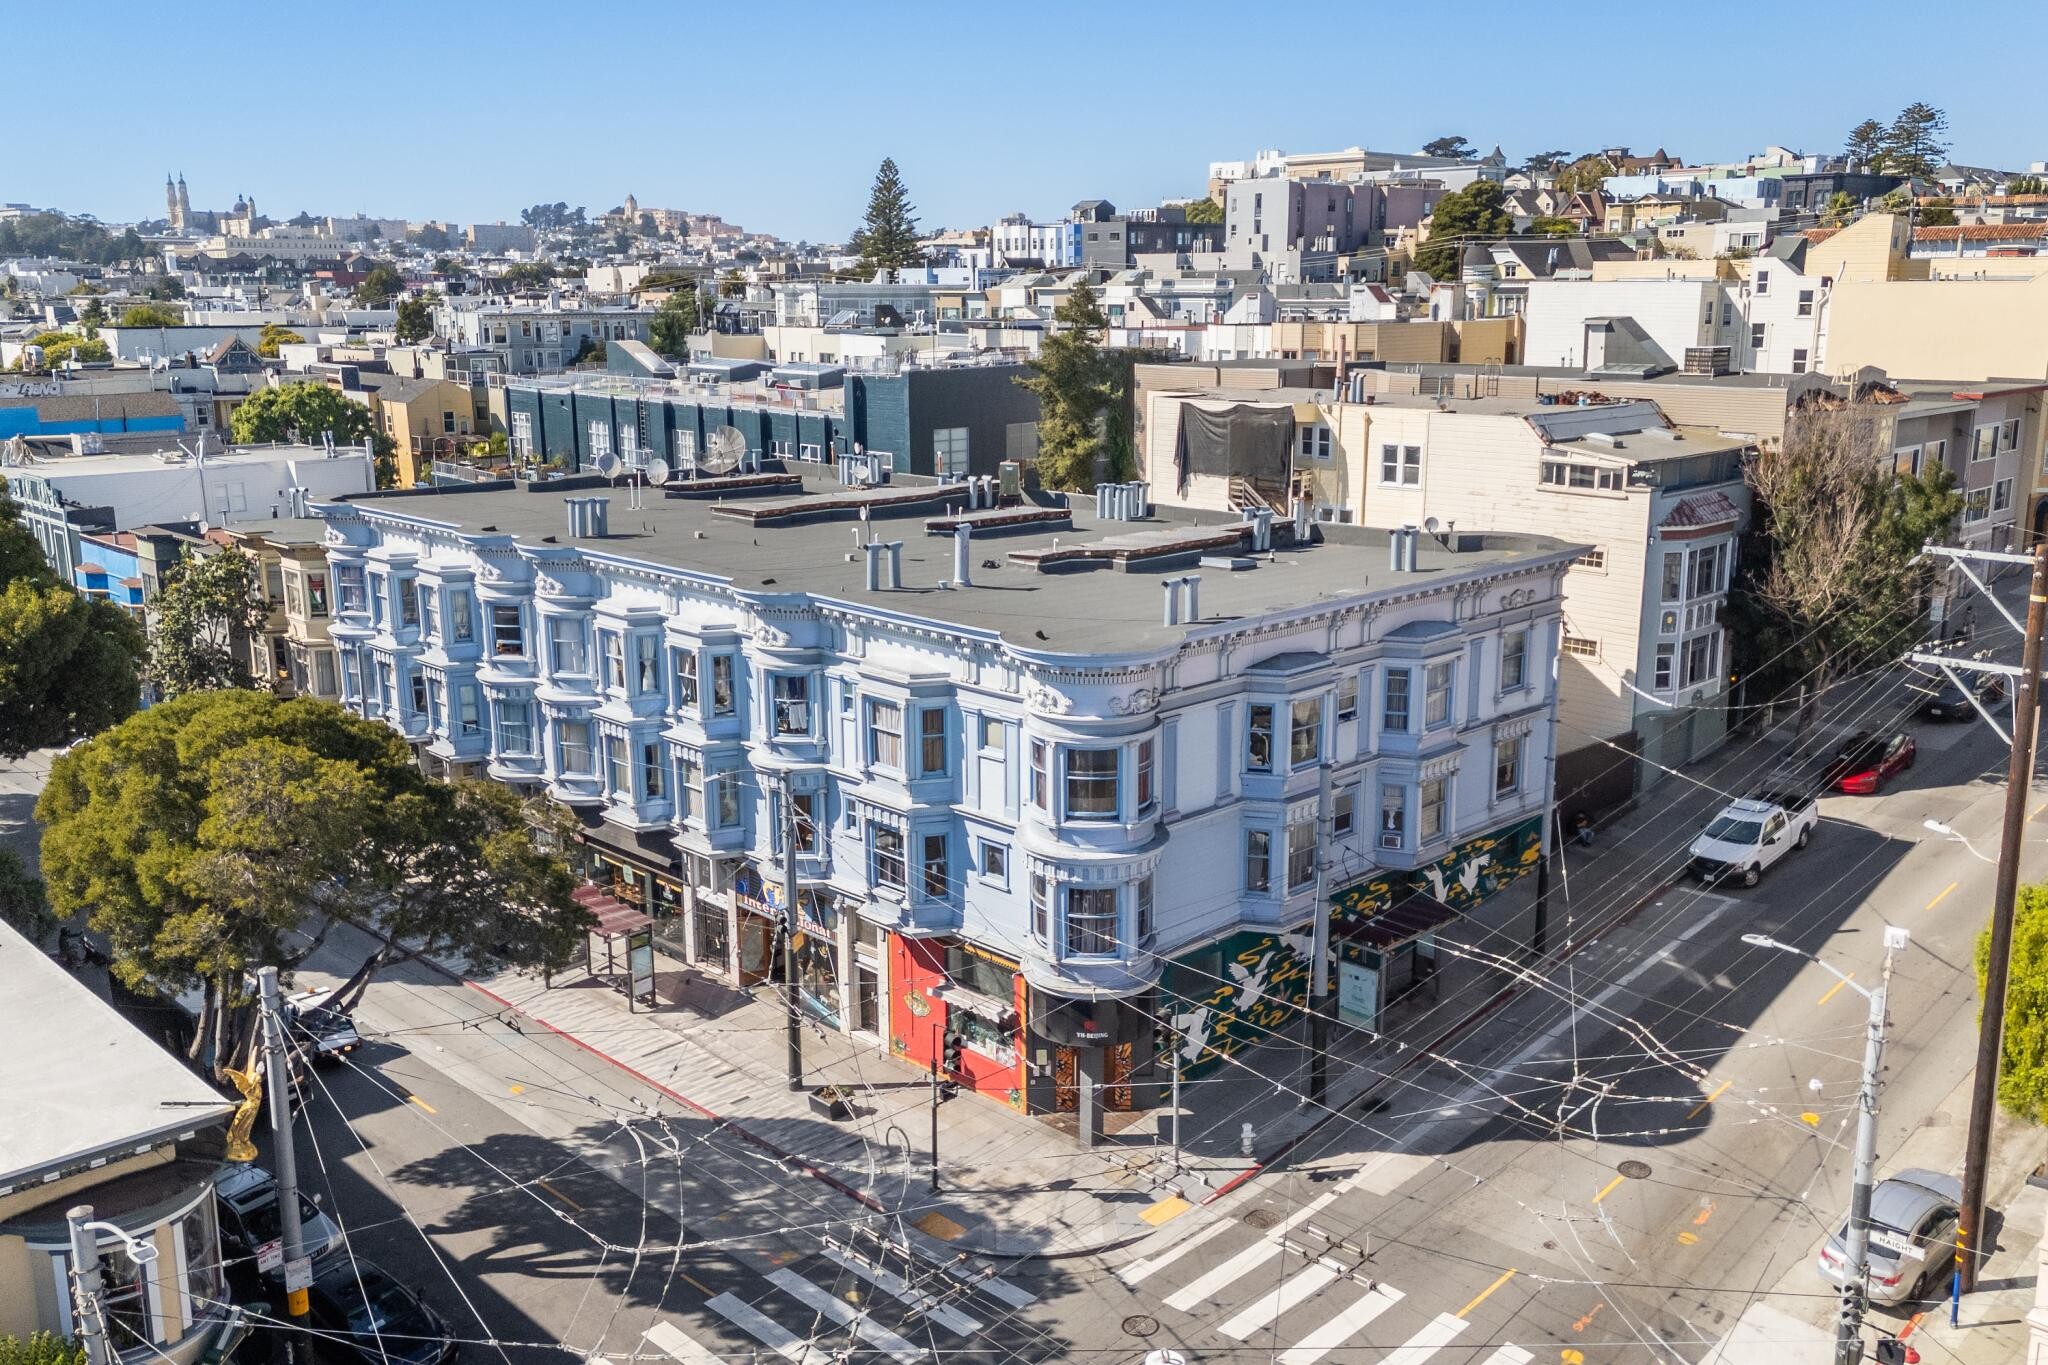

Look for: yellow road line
[1456,1267,1518,1320]
[2031,802,2047,821]
[535,1177,583,1211]
[407,1094,437,1114]
[1926,881,1958,911]
[1817,974,1854,1007]
[679,1271,712,1295]
[1686,1080,1733,1119]
[1592,1174,1626,1204]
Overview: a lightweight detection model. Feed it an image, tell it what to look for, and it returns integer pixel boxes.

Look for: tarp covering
[1174,402,1295,493]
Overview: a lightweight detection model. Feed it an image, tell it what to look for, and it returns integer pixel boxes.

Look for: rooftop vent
[565,495,609,537]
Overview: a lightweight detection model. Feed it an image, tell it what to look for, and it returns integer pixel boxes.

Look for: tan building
[1827,270,2048,383]
[0,920,240,1365]
[368,374,480,488]
[221,516,341,698]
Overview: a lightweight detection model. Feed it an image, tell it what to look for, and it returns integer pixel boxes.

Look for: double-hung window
[416,585,437,638]
[336,564,366,613]
[1030,871,1050,938]
[1501,630,1528,691]
[1065,748,1120,820]
[710,655,736,716]
[870,825,906,890]
[398,579,419,628]
[1244,830,1272,892]
[790,791,817,851]
[921,833,949,899]
[1333,787,1356,836]
[632,634,658,694]
[1380,784,1406,849]
[604,734,630,797]
[549,617,587,674]
[773,675,811,735]
[558,719,593,775]
[1336,674,1358,722]
[490,604,524,657]
[308,571,332,617]
[919,708,947,775]
[497,699,533,755]
[1028,739,1049,810]
[455,683,480,737]
[1420,776,1448,842]
[601,632,626,689]
[1135,739,1156,814]
[641,743,665,798]
[1135,877,1155,943]
[868,700,904,769]
[1290,698,1322,767]
[1287,812,1316,889]
[1383,669,1411,733]
[1247,703,1275,770]
[1064,887,1118,956]
[1424,660,1454,727]
[447,588,472,641]
[1380,443,1420,485]
[674,650,699,709]
[1494,736,1523,796]
[713,771,739,827]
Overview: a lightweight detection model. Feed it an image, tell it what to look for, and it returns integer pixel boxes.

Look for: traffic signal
[1875,1336,1919,1365]
[943,1034,965,1075]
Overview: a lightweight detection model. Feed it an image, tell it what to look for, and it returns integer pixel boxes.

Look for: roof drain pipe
[1162,579,1183,626]
[954,524,972,588]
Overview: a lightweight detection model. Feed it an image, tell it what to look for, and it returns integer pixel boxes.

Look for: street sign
[1868,1228,1925,1260]
[283,1256,314,1292]
[255,1240,283,1274]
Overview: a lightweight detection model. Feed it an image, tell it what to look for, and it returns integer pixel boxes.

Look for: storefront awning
[1331,890,1461,951]
[573,883,654,938]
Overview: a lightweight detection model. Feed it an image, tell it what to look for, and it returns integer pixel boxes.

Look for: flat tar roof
[339,475,1581,655]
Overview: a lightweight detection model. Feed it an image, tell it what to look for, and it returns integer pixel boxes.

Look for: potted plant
[808,1085,853,1121]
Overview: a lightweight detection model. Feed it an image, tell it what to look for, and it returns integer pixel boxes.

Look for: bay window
[710,654,736,715]
[490,604,524,657]
[1420,775,1448,842]
[557,718,593,775]
[1064,886,1118,956]
[1287,813,1316,889]
[1380,784,1406,849]
[714,771,740,827]
[605,734,629,796]
[1383,669,1411,734]
[448,587,472,641]
[497,699,533,755]
[601,631,625,689]
[773,674,812,735]
[919,707,948,775]
[1247,703,1275,770]
[1065,747,1120,819]
[549,617,588,674]
[674,649,699,708]
[921,833,949,899]
[1245,829,1272,892]
[870,824,906,890]
[1424,660,1454,728]
[867,699,903,769]
[1290,697,1322,767]
[634,634,659,693]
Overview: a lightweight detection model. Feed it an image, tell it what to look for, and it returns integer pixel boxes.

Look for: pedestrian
[1571,812,1595,848]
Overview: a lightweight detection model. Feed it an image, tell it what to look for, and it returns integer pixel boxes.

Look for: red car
[1829,731,1916,794]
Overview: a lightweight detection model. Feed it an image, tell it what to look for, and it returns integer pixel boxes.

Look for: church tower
[165,174,177,226]
[176,174,189,228]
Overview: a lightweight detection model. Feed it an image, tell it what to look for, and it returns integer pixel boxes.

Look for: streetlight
[1740,925,1910,1365]
[1922,818,1995,864]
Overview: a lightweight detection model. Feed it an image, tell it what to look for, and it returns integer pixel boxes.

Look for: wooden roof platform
[663,472,804,499]
[1006,522,1248,571]
[922,505,1072,535]
[707,480,971,527]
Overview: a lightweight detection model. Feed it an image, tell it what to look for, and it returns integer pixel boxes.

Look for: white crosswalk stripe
[1215,1263,1340,1340]
[1381,1311,1468,1363]
[1275,1282,1405,1365]
[1162,1192,1339,1311]
[642,1321,725,1364]
[820,1244,983,1336]
[704,1292,810,1362]
[1116,1216,1234,1286]
[1478,1346,1535,1365]
[766,1267,927,1363]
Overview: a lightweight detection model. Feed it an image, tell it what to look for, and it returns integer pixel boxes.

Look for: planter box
[807,1090,852,1122]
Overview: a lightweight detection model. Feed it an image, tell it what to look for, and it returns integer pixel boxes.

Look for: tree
[0,846,54,944]
[1528,216,1578,237]
[1015,278,1110,491]
[66,282,104,296]
[1821,191,1858,227]
[2010,175,2046,196]
[719,268,745,298]
[413,223,451,251]
[1919,197,1958,227]
[146,547,267,699]
[0,213,133,265]
[1552,154,1617,194]
[1183,197,1223,225]
[36,692,591,1072]
[1421,136,1475,160]
[77,296,106,332]
[849,157,922,275]
[1877,188,1913,214]
[143,275,185,300]
[255,323,303,358]
[1844,118,1888,170]
[1979,884,2048,1122]
[499,261,557,290]
[394,297,433,343]
[571,336,607,366]
[1413,180,1513,280]
[230,381,374,449]
[0,1333,86,1365]
[1883,102,1950,178]
[1727,402,1963,730]
[649,289,701,358]
[116,303,181,327]
[0,492,144,757]
[353,263,404,306]
[13,331,110,369]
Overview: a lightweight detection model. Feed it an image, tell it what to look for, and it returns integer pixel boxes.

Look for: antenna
[1423,515,1440,535]
[594,449,621,478]
[646,457,670,486]
[704,426,745,475]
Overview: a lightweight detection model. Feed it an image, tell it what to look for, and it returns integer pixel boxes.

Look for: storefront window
[692,900,728,968]
[792,928,841,1027]
[943,943,1016,1001]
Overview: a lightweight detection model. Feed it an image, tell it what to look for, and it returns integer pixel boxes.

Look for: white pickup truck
[1687,789,1817,887]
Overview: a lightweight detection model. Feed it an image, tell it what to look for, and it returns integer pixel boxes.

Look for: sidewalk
[443,717,1786,1260]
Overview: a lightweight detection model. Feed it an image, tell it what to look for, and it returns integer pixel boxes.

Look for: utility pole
[1955,542,2048,1294]
[65,1207,111,1365]
[258,966,312,1350]
[779,778,803,1092]
[928,1021,941,1194]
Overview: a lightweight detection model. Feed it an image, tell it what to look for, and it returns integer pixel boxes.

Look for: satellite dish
[1423,516,1441,535]
[704,427,746,474]
[645,458,671,485]
[594,450,621,478]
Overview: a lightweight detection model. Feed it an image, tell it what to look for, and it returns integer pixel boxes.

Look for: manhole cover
[1617,1160,1653,1180]
[1122,1315,1160,1338]
[1243,1208,1281,1229]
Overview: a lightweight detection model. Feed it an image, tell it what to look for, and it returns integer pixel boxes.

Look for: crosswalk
[1119,1205,1536,1365]
[638,1227,1040,1363]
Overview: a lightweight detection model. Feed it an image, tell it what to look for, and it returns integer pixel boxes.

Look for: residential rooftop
[0,921,233,1190]
[332,474,1582,656]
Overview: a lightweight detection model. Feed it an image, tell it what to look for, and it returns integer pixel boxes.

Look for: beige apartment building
[222,516,340,699]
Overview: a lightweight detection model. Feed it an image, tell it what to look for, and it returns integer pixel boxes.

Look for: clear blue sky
[17,1,2045,243]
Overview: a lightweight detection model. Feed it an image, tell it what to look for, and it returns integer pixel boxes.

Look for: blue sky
[17,1,2046,243]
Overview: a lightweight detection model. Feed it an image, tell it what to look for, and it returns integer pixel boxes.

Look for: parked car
[215,1164,343,1271]
[1914,670,2005,721]
[1814,1168,1959,1306]
[1689,794,1816,886]
[286,987,363,1064]
[1822,731,1917,795]
[306,1257,455,1365]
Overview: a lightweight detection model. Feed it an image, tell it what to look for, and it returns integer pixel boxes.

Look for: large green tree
[1183,197,1223,225]
[394,296,434,343]
[648,289,703,358]
[1421,136,1475,160]
[14,331,110,369]
[1845,118,1888,169]
[1015,278,1111,491]
[0,1333,85,1365]
[1883,102,1950,178]
[230,381,374,447]
[0,493,143,758]
[1552,154,1616,194]
[0,846,53,944]
[37,692,592,1070]
[255,323,303,358]
[146,547,267,699]
[353,263,405,306]
[1980,884,2048,1122]
[1414,180,1513,280]
[850,157,922,275]
[1919,197,1958,227]
[1727,403,1963,725]
[116,303,182,328]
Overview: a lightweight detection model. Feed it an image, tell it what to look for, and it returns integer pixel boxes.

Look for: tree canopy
[850,157,922,275]
[1552,154,1616,194]
[117,303,182,328]
[146,547,267,699]
[394,297,434,343]
[1421,136,1475,160]
[353,263,405,306]
[230,381,373,448]
[14,331,111,369]
[37,692,592,1064]
[0,1332,86,1365]
[0,214,143,265]
[499,261,557,290]
[1980,884,2048,1122]
[1919,197,1958,227]
[519,202,585,231]
[1183,197,1223,225]
[1844,118,1887,168]
[0,846,53,944]
[1843,104,1951,177]
[1414,181,1513,280]
[0,492,143,757]
[255,323,303,358]
[1015,278,1111,491]
[648,289,704,358]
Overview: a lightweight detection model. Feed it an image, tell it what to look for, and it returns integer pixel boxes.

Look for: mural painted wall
[1164,814,1543,1079]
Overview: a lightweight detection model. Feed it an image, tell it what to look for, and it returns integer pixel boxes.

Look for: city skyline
[11,0,2045,243]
